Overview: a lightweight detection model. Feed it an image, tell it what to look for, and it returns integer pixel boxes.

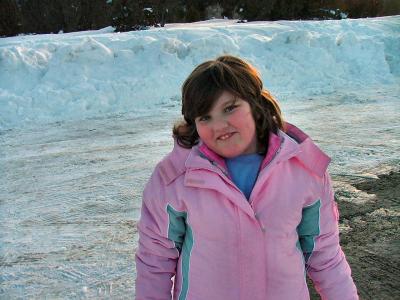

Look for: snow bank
[0,16,399,129]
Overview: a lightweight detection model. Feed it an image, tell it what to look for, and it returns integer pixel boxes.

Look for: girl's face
[195,90,257,158]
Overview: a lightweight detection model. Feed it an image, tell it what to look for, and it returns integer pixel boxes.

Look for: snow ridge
[0,16,399,129]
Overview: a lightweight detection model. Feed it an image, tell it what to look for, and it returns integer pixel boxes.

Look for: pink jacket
[135,124,358,300]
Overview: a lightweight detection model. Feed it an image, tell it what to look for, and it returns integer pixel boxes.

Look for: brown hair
[173,55,284,153]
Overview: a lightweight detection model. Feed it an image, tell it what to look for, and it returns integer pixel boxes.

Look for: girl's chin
[215,146,258,158]
[216,149,243,158]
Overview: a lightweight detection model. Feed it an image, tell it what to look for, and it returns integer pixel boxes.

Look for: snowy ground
[1,16,399,298]
[1,111,174,298]
[1,86,399,298]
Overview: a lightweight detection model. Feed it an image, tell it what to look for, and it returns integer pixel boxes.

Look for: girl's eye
[198,115,210,122]
[224,105,237,113]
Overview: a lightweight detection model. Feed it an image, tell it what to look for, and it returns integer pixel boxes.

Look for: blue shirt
[226,153,264,200]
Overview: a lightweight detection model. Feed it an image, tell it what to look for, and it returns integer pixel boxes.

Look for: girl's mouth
[218,132,235,141]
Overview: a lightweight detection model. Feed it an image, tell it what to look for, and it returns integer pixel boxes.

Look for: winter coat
[135,123,358,300]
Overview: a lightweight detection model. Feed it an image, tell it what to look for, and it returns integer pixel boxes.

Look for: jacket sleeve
[298,172,358,300]
[135,172,183,300]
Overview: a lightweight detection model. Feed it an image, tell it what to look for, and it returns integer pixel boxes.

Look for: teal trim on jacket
[167,204,194,300]
[297,199,321,263]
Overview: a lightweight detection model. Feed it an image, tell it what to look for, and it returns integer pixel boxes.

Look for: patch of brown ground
[309,168,400,299]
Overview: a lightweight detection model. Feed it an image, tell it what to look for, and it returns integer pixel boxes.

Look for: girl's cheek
[228,109,244,122]
[196,124,210,139]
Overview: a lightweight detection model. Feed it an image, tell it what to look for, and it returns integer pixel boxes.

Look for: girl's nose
[212,116,229,131]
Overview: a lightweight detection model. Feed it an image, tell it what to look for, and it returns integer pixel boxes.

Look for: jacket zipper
[197,139,285,232]
[249,137,285,206]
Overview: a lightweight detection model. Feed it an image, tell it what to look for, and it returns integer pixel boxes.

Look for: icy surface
[1,86,399,298]
[0,16,399,299]
[1,111,174,298]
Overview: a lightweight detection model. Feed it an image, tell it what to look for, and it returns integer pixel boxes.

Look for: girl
[135,55,358,299]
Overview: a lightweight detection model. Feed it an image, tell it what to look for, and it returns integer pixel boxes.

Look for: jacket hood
[157,122,330,186]
[284,122,331,178]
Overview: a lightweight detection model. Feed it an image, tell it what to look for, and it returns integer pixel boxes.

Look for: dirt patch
[309,168,400,299]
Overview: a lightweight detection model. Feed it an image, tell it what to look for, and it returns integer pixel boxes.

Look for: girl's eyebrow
[224,97,238,105]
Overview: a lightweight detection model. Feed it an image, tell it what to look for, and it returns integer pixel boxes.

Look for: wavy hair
[173,55,284,153]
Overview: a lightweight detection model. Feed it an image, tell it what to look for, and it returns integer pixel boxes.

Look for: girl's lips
[217,132,235,141]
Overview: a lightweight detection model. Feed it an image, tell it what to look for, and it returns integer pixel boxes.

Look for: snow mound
[0,16,399,129]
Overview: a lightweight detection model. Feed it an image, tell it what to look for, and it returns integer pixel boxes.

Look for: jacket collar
[157,139,190,185]
[158,123,330,186]
[284,122,331,178]
[189,122,331,178]
[196,131,282,173]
